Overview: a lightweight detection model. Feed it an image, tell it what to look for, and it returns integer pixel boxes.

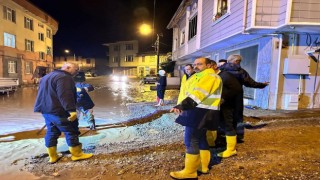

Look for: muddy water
[0,76,136,140]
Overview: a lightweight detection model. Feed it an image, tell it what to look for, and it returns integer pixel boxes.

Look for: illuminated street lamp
[139,23,161,73]
[64,49,76,61]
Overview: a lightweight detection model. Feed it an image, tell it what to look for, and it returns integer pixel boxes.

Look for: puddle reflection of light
[111,82,128,97]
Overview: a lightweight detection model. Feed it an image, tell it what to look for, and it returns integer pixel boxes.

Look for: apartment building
[0,0,58,85]
[168,0,320,110]
[105,40,139,77]
[54,56,95,72]
[136,51,168,78]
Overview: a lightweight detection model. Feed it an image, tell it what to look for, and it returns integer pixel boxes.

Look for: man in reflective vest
[170,57,222,179]
[177,64,195,104]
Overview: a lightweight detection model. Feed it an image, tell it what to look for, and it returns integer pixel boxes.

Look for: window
[8,61,17,73]
[4,32,15,48]
[86,59,91,64]
[213,0,230,21]
[113,56,119,63]
[25,62,32,74]
[114,45,120,51]
[24,17,33,30]
[46,29,51,39]
[125,44,133,50]
[125,55,133,62]
[39,52,45,60]
[25,39,34,52]
[188,15,197,40]
[38,33,44,41]
[3,6,16,23]
[180,29,185,45]
[47,46,52,55]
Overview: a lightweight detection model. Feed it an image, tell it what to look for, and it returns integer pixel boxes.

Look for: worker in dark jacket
[74,73,96,130]
[155,70,167,106]
[219,55,269,143]
[34,62,93,163]
[210,60,242,158]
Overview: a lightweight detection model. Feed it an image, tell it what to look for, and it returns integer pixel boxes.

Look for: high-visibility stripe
[189,94,201,104]
[193,87,209,96]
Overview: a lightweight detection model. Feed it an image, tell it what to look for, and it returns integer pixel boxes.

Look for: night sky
[28,0,182,59]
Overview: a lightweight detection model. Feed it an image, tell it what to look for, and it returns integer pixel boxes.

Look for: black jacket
[219,63,267,89]
[218,70,243,101]
[34,70,77,117]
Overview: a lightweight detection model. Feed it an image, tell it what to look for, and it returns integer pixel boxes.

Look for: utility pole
[156,33,160,73]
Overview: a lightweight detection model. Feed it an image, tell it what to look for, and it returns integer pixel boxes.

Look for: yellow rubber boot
[206,130,217,147]
[69,144,93,161]
[217,135,237,158]
[199,150,211,174]
[47,146,59,163]
[170,153,200,179]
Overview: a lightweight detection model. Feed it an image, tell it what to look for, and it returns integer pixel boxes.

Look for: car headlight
[121,76,127,81]
[112,75,120,81]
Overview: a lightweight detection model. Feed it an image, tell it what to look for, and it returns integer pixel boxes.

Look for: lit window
[25,62,32,74]
[3,6,16,23]
[188,15,197,40]
[113,56,119,63]
[213,0,230,21]
[24,17,33,30]
[125,55,133,62]
[39,52,45,60]
[46,29,51,39]
[8,61,17,73]
[47,46,52,55]
[38,33,44,41]
[4,32,15,48]
[25,39,34,52]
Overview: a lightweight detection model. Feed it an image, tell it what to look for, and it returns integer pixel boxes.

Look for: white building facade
[168,0,320,110]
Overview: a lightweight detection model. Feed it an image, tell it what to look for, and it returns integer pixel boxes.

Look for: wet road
[0,76,138,135]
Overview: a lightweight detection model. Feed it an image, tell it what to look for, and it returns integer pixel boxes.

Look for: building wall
[0,0,58,84]
[54,56,95,71]
[137,54,167,77]
[107,40,139,68]
[201,0,244,48]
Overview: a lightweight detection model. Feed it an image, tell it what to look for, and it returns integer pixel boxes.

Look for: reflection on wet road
[0,76,138,135]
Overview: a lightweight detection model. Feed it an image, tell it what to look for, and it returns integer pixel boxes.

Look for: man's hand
[170,107,182,115]
[76,88,81,92]
[68,112,77,121]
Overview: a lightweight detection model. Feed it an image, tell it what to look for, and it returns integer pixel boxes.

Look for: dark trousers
[233,93,244,139]
[220,102,236,136]
[43,114,81,147]
[184,126,209,154]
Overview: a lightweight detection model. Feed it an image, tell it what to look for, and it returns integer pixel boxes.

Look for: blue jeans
[184,126,209,154]
[43,114,81,147]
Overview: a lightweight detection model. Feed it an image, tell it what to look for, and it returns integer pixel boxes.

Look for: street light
[64,49,76,61]
[139,23,161,73]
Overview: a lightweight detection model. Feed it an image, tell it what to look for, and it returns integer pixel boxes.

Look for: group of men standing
[33,56,267,179]
[170,55,268,179]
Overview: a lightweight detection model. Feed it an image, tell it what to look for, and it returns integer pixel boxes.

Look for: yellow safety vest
[185,68,222,110]
[177,74,188,104]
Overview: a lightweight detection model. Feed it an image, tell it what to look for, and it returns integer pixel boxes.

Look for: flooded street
[0,76,139,136]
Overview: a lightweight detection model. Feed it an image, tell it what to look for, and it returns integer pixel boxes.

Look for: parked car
[143,74,158,84]
[85,71,97,77]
